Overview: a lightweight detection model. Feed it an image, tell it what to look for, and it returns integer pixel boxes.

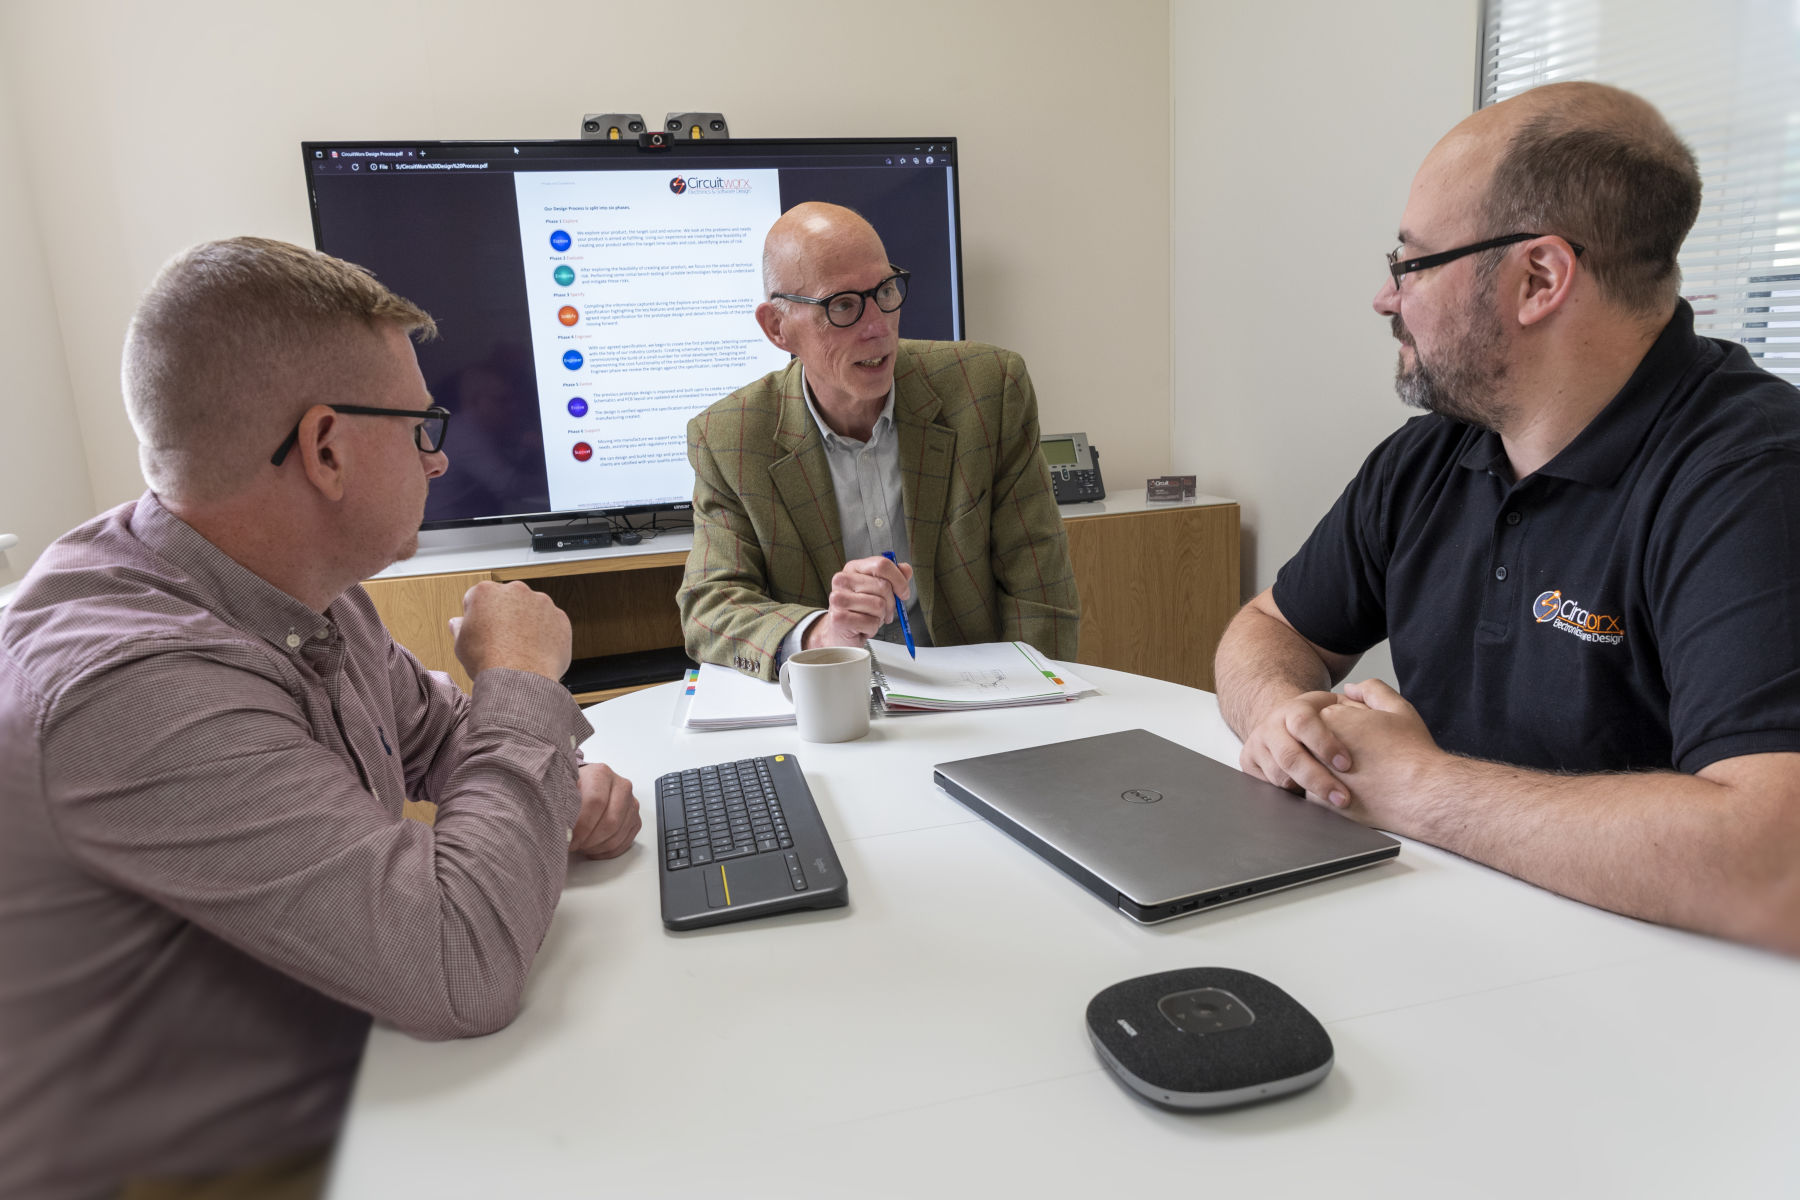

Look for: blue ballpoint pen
[881,551,917,658]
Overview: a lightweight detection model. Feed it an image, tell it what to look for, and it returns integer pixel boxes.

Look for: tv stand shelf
[361,496,1239,705]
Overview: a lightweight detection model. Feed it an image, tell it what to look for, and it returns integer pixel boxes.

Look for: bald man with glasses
[1213,83,1800,956]
[678,202,1080,680]
[0,237,640,1199]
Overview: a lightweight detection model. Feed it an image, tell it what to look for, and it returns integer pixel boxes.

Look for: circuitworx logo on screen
[1532,589,1625,645]
[669,175,752,195]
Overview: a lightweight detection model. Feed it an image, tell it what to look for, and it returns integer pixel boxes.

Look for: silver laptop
[933,728,1399,923]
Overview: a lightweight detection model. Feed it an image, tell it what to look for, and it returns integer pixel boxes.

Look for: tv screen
[302,136,965,529]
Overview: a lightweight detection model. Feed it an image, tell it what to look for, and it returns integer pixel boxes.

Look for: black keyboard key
[785,852,808,891]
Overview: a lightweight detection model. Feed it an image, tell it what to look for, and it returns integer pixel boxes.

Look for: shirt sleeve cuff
[779,612,825,669]
[468,668,592,757]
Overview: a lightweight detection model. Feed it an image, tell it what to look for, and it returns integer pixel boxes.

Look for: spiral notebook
[867,640,1074,711]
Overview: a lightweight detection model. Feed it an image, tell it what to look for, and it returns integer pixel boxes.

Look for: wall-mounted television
[302,136,965,530]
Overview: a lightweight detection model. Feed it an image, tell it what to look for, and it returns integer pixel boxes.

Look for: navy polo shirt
[1273,300,1800,775]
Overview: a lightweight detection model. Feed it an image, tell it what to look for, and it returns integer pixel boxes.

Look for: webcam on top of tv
[579,112,731,150]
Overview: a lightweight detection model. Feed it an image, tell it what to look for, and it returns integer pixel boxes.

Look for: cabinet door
[520,564,687,663]
[361,571,493,692]
[1064,504,1240,691]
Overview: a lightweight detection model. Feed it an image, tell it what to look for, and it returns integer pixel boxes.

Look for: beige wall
[0,52,93,588]
[2,0,1494,623]
[1170,0,1478,682]
[0,0,1172,561]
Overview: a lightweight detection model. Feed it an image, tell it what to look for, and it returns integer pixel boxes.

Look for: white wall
[0,0,1172,564]
[0,53,94,588]
[1170,0,1478,683]
[1,0,1492,626]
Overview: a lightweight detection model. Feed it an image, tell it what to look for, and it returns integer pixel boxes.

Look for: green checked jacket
[678,340,1081,680]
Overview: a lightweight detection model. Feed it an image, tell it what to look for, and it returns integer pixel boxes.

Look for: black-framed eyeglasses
[1387,233,1585,288]
[270,405,451,467]
[771,267,910,328]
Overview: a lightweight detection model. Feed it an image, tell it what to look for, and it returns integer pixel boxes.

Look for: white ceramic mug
[778,646,873,743]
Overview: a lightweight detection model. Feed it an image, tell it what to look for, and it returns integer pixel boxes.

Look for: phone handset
[1040,432,1106,504]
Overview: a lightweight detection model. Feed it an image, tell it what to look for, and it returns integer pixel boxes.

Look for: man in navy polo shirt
[1214,82,1800,954]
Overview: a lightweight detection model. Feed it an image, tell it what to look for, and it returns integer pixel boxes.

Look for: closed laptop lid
[934,728,1398,909]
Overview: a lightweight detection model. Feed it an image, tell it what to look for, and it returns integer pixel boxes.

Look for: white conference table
[331,666,1800,1198]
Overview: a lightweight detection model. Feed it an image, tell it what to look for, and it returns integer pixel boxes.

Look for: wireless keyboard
[655,753,849,929]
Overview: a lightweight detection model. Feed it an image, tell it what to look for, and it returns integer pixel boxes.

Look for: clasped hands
[1237,680,1443,824]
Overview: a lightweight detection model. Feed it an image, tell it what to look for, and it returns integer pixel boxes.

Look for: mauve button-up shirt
[0,495,590,1199]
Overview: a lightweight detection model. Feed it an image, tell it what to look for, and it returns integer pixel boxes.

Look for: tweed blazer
[678,339,1080,680]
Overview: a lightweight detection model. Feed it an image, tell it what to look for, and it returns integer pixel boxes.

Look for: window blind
[1480,0,1800,380]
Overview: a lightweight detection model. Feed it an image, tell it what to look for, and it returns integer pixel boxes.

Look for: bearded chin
[1395,353,1434,412]
[1389,354,1490,429]
[1392,341,1508,431]
[1391,316,1442,414]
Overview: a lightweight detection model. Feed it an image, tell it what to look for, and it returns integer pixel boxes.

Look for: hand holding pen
[803,553,916,651]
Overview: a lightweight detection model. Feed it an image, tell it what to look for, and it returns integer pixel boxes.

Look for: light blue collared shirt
[780,367,932,664]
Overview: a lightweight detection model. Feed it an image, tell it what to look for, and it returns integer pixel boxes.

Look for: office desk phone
[1041,432,1106,504]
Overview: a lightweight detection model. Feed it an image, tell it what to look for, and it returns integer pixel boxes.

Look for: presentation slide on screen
[516,169,789,513]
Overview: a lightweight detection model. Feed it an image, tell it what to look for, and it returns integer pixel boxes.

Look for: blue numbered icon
[550,230,572,252]
[567,397,589,418]
[562,350,583,371]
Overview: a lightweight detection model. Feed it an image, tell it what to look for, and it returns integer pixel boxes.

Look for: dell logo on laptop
[1122,788,1163,805]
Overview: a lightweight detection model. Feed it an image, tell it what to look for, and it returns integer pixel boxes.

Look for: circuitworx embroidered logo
[1532,590,1625,646]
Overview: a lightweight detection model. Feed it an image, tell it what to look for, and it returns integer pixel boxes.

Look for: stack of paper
[684,662,817,730]
[680,641,1098,730]
[1017,644,1099,699]
[868,641,1095,711]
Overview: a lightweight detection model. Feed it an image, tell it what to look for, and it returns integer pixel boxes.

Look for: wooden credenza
[362,495,1239,704]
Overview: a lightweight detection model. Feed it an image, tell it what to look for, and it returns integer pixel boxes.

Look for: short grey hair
[122,236,435,503]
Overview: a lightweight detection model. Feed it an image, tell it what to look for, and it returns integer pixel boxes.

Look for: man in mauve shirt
[0,237,642,1199]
